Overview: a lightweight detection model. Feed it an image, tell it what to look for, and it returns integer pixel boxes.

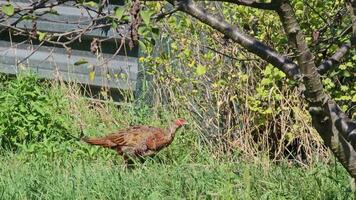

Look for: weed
[0,74,75,151]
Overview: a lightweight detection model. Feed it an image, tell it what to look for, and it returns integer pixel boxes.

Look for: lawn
[0,150,352,199]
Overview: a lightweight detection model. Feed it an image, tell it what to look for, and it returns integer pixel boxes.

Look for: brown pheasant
[82,118,187,164]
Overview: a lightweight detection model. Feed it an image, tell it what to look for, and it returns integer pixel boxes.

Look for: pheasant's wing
[145,130,169,151]
[124,126,164,146]
[103,125,168,156]
[105,125,161,147]
[105,133,127,146]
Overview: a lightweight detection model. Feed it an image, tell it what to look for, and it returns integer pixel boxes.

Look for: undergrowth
[0,74,75,151]
[0,150,352,199]
[0,73,354,199]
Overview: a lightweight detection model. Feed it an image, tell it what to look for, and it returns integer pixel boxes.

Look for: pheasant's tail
[82,137,117,148]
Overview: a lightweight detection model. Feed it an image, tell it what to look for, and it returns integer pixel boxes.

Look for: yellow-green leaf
[2,4,14,16]
[138,40,146,51]
[74,58,88,66]
[83,1,97,8]
[120,73,127,80]
[89,70,95,81]
[111,20,118,29]
[114,7,125,21]
[140,10,153,26]
[196,65,206,76]
[37,31,46,41]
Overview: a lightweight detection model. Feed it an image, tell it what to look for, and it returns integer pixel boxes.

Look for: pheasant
[82,118,187,164]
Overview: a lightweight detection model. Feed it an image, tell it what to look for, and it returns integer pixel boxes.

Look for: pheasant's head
[168,118,187,139]
[174,118,188,127]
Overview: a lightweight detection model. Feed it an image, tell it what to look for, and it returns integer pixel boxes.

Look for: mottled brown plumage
[82,119,187,164]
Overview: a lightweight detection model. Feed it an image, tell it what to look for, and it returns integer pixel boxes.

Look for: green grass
[0,151,353,200]
[0,74,354,199]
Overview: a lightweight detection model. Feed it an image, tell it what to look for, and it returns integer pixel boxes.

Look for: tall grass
[140,24,330,165]
[0,73,354,199]
[0,151,352,199]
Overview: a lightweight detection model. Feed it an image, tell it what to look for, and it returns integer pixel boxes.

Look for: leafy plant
[0,74,75,151]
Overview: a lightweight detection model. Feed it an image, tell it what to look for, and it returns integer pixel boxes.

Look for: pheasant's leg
[123,155,135,170]
[142,150,156,157]
[116,147,134,169]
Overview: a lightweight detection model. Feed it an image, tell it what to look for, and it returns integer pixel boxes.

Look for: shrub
[0,74,74,150]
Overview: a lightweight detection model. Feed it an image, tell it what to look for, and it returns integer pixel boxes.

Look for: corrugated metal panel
[0,0,129,39]
[0,0,139,91]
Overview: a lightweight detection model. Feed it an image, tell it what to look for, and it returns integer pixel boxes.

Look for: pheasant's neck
[167,124,180,141]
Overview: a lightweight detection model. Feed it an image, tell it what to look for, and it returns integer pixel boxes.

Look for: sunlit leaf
[2,4,14,16]
[196,64,206,76]
[138,40,146,51]
[89,70,95,81]
[20,15,35,21]
[83,1,97,8]
[111,20,118,29]
[120,73,127,80]
[140,10,153,26]
[114,7,125,21]
[37,31,46,41]
[74,58,88,66]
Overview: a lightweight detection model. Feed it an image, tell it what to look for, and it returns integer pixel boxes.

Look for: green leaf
[340,85,349,92]
[140,10,153,26]
[20,15,35,21]
[37,31,46,41]
[138,26,150,36]
[339,64,347,70]
[138,40,146,51]
[342,70,351,77]
[120,73,127,80]
[111,20,118,29]
[196,64,206,76]
[89,70,95,81]
[82,1,98,8]
[28,115,37,121]
[74,58,88,66]
[114,7,125,21]
[2,4,14,16]
[151,27,160,39]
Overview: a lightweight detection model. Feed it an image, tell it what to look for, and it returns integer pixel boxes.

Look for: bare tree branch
[162,2,356,180]
[313,1,354,74]
[276,2,326,103]
[347,0,356,46]
[277,1,356,179]
[153,7,178,21]
[167,0,301,80]
[17,40,45,65]
[0,0,66,29]
[317,43,351,74]
[144,0,280,10]
[200,0,280,10]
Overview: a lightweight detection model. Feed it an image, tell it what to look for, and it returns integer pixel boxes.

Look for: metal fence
[0,0,140,93]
